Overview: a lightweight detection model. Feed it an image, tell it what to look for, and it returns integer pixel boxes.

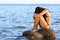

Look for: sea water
[0,4,60,40]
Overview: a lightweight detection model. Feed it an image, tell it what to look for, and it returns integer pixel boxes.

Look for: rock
[23,30,43,40]
[23,29,56,40]
[38,29,56,40]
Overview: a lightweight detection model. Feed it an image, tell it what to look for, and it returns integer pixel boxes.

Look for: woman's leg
[39,16,49,29]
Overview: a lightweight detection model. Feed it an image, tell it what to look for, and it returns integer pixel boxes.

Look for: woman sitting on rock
[23,7,55,40]
[31,7,51,32]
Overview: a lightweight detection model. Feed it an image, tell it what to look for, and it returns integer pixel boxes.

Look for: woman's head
[34,7,45,14]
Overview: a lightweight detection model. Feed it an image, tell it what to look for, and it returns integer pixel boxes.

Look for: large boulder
[23,29,56,40]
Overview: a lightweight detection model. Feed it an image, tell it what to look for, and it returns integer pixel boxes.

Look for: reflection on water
[0,4,60,40]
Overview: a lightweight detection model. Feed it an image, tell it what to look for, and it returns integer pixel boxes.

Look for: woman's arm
[39,10,50,16]
[32,14,40,32]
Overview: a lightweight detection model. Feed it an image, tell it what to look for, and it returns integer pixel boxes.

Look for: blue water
[0,4,60,40]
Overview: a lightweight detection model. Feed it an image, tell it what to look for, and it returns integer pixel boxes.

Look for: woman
[23,7,55,40]
[31,7,51,32]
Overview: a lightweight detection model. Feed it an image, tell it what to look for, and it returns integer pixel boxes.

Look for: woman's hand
[31,29,36,33]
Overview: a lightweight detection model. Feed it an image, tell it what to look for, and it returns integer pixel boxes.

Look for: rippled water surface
[0,4,60,40]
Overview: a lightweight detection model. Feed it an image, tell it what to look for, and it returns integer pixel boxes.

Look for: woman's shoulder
[33,14,40,18]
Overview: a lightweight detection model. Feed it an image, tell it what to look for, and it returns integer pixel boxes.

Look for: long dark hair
[34,7,46,14]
